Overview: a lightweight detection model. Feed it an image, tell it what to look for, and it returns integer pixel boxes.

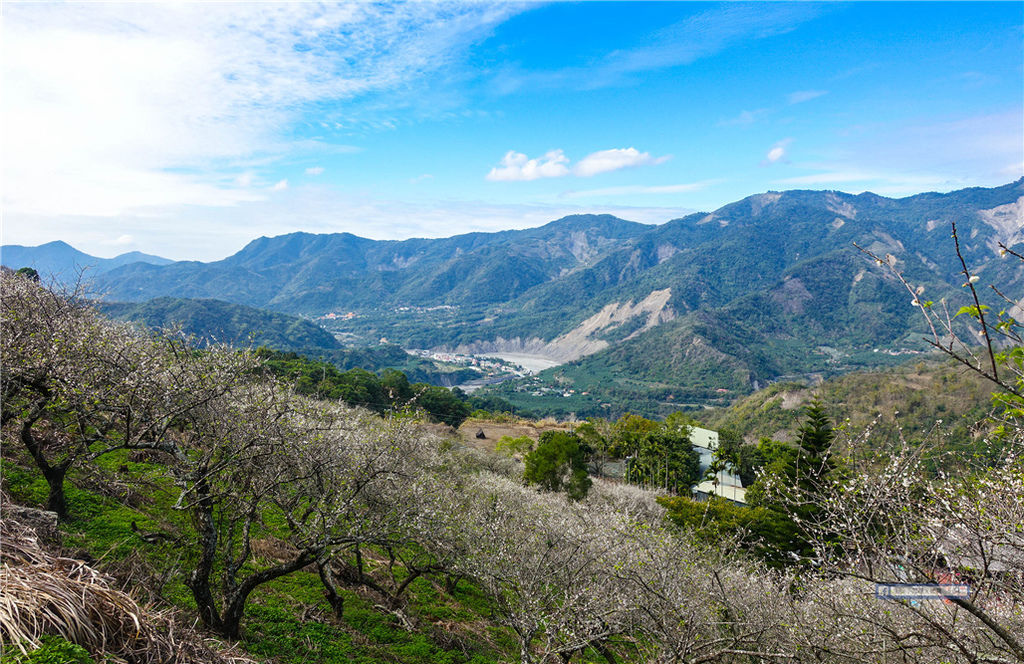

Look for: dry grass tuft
[250,537,299,564]
[0,514,251,663]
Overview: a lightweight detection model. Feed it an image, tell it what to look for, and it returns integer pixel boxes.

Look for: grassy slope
[0,451,504,663]
[699,357,995,456]
[1,439,620,664]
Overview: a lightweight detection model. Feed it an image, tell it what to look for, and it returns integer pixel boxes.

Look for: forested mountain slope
[16,181,1023,402]
[100,297,343,350]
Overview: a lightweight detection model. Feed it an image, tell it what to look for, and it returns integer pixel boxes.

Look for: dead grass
[250,537,300,565]
[456,419,573,453]
[0,512,251,663]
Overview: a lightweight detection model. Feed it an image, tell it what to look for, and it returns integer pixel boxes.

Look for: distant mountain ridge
[99,297,343,351]
[0,240,172,283]
[80,214,651,311]
[12,181,1023,404]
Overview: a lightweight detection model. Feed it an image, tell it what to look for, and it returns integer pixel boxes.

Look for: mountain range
[0,240,172,283]
[5,180,1022,409]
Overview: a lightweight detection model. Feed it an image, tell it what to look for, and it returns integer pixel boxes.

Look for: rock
[4,504,60,545]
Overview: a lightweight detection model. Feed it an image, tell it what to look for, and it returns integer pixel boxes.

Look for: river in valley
[478,352,560,373]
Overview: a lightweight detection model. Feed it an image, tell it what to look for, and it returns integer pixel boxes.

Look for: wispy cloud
[2,3,519,218]
[562,180,722,198]
[271,179,289,192]
[1000,162,1024,178]
[717,109,770,127]
[305,167,325,176]
[787,110,1023,192]
[5,188,687,262]
[788,90,828,104]
[774,171,877,185]
[234,173,255,188]
[491,4,823,93]
[773,170,973,196]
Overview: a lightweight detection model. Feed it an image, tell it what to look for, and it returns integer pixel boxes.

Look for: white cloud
[486,150,571,181]
[271,179,289,192]
[763,138,793,164]
[410,174,434,184]
[487,147,669,181]
[562,180,721,198]
[573,148,670,177]
[234,173,255,188]
[788,90,828,104]
[305,167,325,176]
[114,234,134,246]
[717,109,769,127]
[2,3,518,218]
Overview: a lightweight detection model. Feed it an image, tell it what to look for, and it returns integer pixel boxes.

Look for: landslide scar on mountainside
[979,196,1024,255]
[452,289,675,365]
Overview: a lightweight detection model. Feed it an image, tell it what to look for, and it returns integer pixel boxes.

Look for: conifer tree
[796,399,835,485]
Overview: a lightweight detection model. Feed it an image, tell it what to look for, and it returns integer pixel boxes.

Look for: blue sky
[3,2,1021,261]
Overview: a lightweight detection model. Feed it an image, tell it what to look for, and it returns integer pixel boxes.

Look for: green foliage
[255,348,471,427]
[410,382,471,427]
[8,636,94,664]
[610,413,660,457]
[15,266,40,282]
[101,296,342,351]
[626,430,701,493]
[600,413,702,493]
[494,435,534,456]
[795,399,835,478]
[464,394,523,417]
[701,359,995,464]
[657,495,801,567]
[523,431,592,500]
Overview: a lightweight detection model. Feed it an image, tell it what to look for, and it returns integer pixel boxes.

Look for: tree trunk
[219,550,316,639]
[20,415,71,520]
[186,478,223,633]
[318,560,345,618]
[393,568,422,601]
[44,464,70,519]
[594,640,618,664]
[520,641,533,664]
[516,628,536,664]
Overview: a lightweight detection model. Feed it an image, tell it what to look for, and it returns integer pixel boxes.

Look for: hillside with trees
[2,239,1023,663]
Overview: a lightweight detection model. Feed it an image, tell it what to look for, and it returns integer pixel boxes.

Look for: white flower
[968,275,980,284]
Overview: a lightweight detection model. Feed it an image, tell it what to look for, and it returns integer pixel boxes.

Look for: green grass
[1,449,518,664]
